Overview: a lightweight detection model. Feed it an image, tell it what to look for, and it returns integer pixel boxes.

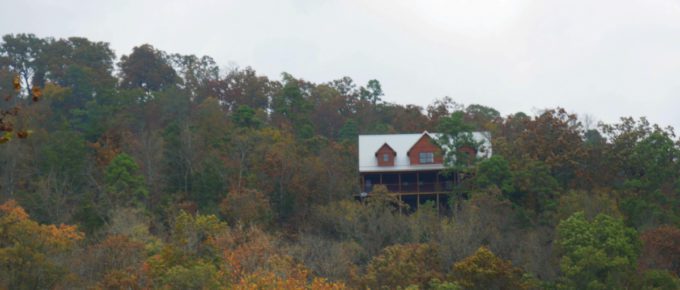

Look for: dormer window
[406,132,443,165]
[419,152,434,164]
[375,143,396,167]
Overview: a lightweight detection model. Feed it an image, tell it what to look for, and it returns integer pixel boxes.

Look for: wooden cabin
[358,131,491,211]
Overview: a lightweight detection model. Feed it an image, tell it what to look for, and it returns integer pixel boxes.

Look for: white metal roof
[358,131,492,173]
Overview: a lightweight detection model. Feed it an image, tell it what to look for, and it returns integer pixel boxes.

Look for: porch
[359,170,460,194]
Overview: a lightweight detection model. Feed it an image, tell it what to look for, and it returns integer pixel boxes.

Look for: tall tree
[119,44,179,92]
[271,73,313,138]
[170,53,219,101]
[464,104,500,130]
[359,79,383,105]
[0,34,45,96]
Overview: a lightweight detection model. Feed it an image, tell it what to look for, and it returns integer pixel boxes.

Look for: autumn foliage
[639,225,680,276]
[451,246,534,290]
[1,34,679,289]
[0,200,83,289]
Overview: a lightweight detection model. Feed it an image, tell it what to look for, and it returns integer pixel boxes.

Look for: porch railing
[364,181,453,194]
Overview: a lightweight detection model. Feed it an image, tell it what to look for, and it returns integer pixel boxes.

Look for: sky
[2,0,679,130]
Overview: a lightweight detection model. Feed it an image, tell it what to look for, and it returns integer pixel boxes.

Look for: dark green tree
[271,73,313,139]
[473,155,514,194]
[105,153,148,207]
[231,105,261,129]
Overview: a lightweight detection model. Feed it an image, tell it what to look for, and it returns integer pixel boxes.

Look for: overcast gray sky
[2,0,679,130]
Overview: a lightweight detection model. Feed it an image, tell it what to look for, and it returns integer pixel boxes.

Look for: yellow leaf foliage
[0,200,84,289]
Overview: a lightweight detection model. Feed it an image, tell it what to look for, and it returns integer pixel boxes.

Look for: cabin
[358,131,491,211]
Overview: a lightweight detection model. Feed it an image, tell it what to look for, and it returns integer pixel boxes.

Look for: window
[382,153,390,162]
[419,152,434,164]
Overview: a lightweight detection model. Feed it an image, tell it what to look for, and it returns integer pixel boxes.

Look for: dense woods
[1,33,679,289]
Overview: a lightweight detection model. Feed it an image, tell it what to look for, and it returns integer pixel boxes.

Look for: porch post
[416,172,420,193]
[398,173,402,193]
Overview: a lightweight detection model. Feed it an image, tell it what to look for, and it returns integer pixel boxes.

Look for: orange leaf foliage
[0,200,84,289]
[12,75,21,90]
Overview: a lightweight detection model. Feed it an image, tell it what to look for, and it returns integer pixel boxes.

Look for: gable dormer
[406,132,443,165]
[375,143,396,166]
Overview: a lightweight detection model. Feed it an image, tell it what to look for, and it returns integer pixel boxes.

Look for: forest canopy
[1,33,679,289]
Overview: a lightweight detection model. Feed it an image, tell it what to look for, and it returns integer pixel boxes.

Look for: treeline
[0,33,678,289]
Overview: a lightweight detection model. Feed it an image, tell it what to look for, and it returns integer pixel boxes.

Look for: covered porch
[359,170,459,194]
[358,170,461,214]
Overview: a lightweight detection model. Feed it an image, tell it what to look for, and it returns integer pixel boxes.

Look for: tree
[309,186,411,258]
[0,34,45,96]
[464,104,500,130]
[598,118,680,228]
[437,111,482,170]
[556,190,621,222]
[361,243,443,289]
[635,270,680,290]
[338,119,358,142]
[0,200,84,290]
[220,188,272,226]
[77,234,145,286]
[510,109,585,187]
[437,192,557,279]
[639,225,680,276]
[211,66,276,112]
[119,44,179,91]
[18,129,92,226]
[556,212,640,289]
[169,211,226,257]
[170,53,219,101]
[451,246,533,290]
[143,211,227,288]
[271,73,313,138]
[473,155,514,194]
[40,36,117,112]
[0,39,44,144]
[231,104,262,128]
[105,153,148,208]
[427,97,463,127]
[309,83,349,138]
[359,79,383,105]
[511,160,561,216]
[232,256,347,289]
[157,261,222,290]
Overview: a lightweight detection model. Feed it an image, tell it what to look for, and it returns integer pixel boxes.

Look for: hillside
[1,34,679,289]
